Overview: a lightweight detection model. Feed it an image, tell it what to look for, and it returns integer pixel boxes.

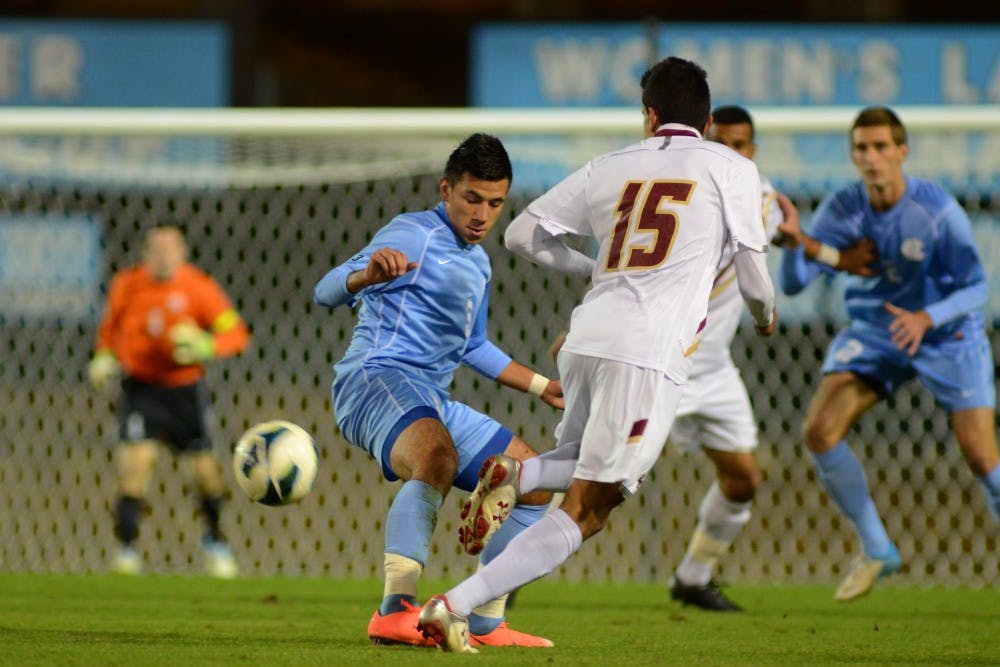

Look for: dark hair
[852,106,907,145]
[640,56,710,130]
[443,133,513,185]
[712,105,755,140]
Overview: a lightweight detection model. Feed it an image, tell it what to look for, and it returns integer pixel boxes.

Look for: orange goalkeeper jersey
[95,263,250,386]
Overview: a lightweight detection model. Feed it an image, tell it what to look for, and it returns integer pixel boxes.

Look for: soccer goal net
[0,106,997,586]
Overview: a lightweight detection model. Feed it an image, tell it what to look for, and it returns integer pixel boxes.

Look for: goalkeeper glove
[168,323,216,365]
[87,350,121,392]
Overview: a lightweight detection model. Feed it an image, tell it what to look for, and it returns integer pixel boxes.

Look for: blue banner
[0,215,101,322]
[473,24,1000,107]
[0,20,229,106]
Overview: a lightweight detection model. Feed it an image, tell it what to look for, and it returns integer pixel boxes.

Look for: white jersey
[514,124,768,383]
[689,175,784,377]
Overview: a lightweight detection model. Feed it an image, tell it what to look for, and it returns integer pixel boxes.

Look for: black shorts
[117,377,213,453]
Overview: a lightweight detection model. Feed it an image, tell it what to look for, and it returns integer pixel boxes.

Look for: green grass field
[0,574,995,666]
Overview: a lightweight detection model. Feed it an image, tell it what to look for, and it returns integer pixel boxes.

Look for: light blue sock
[468,503,549,635]
[978,463,1000,524]
[813,441,893,557]
[380,480,442,615]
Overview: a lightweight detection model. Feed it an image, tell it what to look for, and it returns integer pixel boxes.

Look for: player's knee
[962,448,999,477]
[189,452,225,494]
[802,418,838,453]
[117,441,157,491]
[409,440,459,488]
[719,468,761,502]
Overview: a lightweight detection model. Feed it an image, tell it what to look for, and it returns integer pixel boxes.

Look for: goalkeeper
[88,225,250,577]
[314,133,559,649]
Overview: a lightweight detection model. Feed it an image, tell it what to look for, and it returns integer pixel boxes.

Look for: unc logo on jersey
[900,238,925,261]
[833,338,865,364]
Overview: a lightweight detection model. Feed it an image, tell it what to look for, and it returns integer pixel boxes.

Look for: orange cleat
[471,621,554,648]
[367,599,437,647]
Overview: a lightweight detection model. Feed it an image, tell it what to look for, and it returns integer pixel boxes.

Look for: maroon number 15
[606,180,696,271]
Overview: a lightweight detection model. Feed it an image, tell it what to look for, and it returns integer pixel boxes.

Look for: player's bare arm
[775,192,877,276]
[346,248,419,292]
[837,238,878,276]
[775,192,804,247]
[884,302,933,356]
[495,360,564,409]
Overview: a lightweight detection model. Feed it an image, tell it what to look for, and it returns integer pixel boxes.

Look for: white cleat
[112,546,142,575]
[834,547,901,602]
[417,595,478,654]
[458,455,520,556]
[203,540,239,579]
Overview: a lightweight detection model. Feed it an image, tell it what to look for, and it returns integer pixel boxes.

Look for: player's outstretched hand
[539,378,564,410]
[774,193,803,248]
[87,351,121,392]
[885,302,931,356]
[838,238,879,276]
[365,248,419,286]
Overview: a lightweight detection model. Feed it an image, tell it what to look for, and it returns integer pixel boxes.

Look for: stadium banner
[0,20,229,106]
[472,24,1000,107]
[0,214,102,321]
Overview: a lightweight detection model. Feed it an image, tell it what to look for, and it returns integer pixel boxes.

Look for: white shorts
[671,362,757,454]
[554,350,682,497]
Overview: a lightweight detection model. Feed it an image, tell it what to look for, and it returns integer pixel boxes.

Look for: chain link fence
[1,141,997,587]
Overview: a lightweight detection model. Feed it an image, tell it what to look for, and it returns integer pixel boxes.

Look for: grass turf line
[0,574,996,666]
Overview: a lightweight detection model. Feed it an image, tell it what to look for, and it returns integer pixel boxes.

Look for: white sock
[447,509,583,616]
[383,552,422,598]
[519,444,580,493]
[675,482,751,586]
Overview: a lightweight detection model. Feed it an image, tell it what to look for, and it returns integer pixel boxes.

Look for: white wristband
[528,373,549,397]
[814,243,841,268]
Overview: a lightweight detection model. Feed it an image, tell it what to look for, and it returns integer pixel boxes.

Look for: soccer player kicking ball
[778,106,1000,601]
[416,57,777,652]
[314,133,558,648]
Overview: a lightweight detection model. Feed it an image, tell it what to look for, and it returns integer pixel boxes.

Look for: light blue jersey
[781,176,993,410]
[315,202,511,386]
[781,176,988,342]
[314,202,514,486]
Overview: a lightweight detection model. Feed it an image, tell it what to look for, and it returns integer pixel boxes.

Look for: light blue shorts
[822,322,995,412]
[332,366,512,492]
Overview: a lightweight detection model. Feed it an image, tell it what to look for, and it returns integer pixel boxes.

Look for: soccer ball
[233,420,319,506]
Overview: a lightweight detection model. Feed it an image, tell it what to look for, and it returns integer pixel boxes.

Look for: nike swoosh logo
[437,259,452,264]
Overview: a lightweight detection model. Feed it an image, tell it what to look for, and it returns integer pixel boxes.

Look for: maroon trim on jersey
[654,127,700,138]
[628,419,648,442]
[695,317,707,334]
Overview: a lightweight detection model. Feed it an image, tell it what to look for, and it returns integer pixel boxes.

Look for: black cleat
[669,578,743,612]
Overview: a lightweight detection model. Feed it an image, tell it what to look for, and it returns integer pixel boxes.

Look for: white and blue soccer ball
[233,420,319,506]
